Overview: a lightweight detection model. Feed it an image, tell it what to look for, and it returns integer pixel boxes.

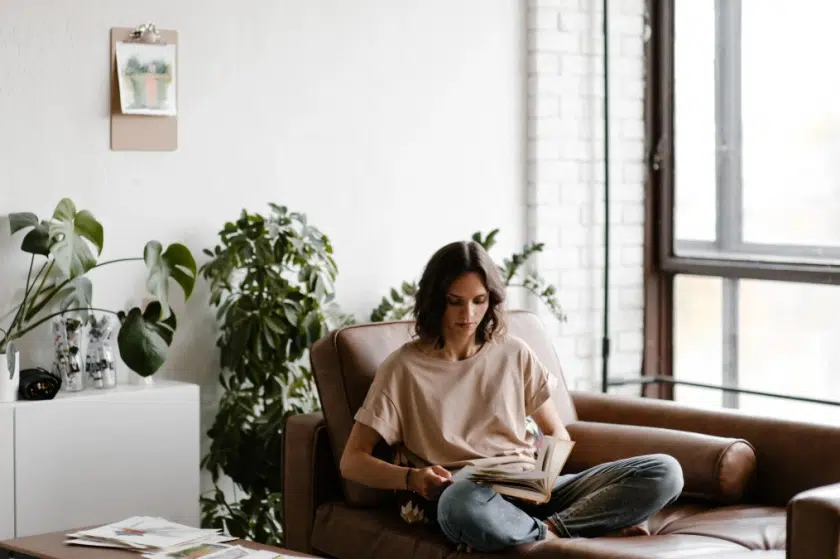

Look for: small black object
[18,367,62,400]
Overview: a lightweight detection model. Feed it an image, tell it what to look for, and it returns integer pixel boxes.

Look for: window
[643,0,840,424]
[674,0,840,263]
[674,275,840,425]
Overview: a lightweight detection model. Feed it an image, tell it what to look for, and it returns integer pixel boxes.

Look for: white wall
[0,0,526,491]
[527,0,646,392]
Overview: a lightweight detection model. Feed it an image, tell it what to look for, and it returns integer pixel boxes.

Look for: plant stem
[23,277,69,324]
[22,259,142,326]
[26,260,54,319]
[12,307,120,341]
[91,257,143,270]
[8,255,35,334]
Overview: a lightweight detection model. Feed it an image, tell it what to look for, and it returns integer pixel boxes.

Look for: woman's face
[442,272,490,343]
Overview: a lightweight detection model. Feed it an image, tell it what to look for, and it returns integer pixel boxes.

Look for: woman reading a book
[339,240,684,553]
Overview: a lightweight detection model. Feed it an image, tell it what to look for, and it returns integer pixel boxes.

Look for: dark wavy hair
[413,240,507,346]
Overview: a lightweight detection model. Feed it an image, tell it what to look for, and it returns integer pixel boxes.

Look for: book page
[489,483,551,504]
[534,437,549,472]
[544,437,576,483]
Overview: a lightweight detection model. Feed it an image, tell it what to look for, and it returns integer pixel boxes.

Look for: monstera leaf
[8,212,51,256]
[48,198,104,278]
[56,276,94,324]
[117,301,177,377]
[144,241,197,320]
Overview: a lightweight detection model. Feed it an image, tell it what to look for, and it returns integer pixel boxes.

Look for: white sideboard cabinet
[0,380,200,539]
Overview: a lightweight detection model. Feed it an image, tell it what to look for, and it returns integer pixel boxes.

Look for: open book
[463,436,576,503]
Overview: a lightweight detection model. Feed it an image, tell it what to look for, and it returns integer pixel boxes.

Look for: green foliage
[198,204,352,546]
[124,56,171,76]
[370,229,566,323]
[3,198,196,377]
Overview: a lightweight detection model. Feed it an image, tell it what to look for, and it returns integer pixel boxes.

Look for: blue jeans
[437,454,684,553]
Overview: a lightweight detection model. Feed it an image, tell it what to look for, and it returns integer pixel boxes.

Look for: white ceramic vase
[0,347,20,403]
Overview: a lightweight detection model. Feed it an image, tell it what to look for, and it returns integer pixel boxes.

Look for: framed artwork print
[115,41,177,116]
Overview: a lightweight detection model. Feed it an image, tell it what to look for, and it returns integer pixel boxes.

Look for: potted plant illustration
[123,55,173,110]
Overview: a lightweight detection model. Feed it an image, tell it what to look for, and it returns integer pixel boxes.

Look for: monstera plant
[2,198,197,376]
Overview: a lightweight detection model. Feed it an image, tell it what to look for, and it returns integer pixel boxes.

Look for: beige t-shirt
[354,334,559,472]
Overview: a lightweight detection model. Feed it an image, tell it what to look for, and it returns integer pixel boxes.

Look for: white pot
[0,348,20,403]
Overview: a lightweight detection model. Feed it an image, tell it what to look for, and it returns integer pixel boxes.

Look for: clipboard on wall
[110,23,178,151]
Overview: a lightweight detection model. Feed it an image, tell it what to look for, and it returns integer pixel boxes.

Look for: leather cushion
[571,391,840,507]
[310,501,785,559]
[565,421,757,504]
[653,503,786,550]
[787,482,840,558]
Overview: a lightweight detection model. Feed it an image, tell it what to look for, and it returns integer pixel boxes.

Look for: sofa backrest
[309,309,577,506]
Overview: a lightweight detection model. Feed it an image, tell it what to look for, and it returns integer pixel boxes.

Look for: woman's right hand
[408,465,453,500]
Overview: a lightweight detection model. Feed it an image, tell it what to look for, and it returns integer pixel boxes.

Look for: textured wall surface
[0,0,527,493]
[0,0,648,497]
[526,0,646,391]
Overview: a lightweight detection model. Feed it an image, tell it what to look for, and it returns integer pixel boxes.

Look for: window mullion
[715,0,743,409]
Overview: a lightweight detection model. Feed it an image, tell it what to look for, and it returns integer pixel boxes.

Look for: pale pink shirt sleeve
[354,365,403,446]
[523,348,559,416]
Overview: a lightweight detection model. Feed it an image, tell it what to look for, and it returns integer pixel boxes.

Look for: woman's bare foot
[606,524,650,537]
[544,522,561,540]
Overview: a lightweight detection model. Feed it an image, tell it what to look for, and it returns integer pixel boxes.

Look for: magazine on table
[64,516,233,553]
[144,542,286,559]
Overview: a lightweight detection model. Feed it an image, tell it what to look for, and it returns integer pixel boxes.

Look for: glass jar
[52,317,85,392]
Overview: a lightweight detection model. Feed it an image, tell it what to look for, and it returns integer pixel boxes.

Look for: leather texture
[288,310,840,559]
[565,421,757,504]
[787,482,840,559]
[571,391,840,507]
[310,501,785,559]
[282,412,341,554]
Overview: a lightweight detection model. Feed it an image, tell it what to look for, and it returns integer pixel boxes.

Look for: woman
[340,240,684,553]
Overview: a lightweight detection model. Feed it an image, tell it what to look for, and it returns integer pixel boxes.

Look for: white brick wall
[526,0,646,392]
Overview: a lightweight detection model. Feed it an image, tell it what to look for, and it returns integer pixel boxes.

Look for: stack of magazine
[64,516,286,558]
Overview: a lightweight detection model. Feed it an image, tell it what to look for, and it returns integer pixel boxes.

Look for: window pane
[673,0,716,243]
[741,0,840,247]
[738,279,840,425]
[673,275,723,409]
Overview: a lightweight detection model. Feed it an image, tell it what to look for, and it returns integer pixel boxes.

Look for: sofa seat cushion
[651,503,786,551]
[310,501,785,559]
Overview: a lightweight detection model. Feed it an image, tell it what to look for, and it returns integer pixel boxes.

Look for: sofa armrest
[282,412,341,554]
[571,391,840,506]
[565,421,756,504]
[788,483,840,559]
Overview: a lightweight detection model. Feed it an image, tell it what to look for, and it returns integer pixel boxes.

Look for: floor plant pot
[0,346,20,402]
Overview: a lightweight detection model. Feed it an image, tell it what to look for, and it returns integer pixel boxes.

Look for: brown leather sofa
[283,311,840,558]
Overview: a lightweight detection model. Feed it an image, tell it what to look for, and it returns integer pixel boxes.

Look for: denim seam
[551,482,625,528]
[437,514,460,547]
[545,516,573,538]
[536,518,547,541]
